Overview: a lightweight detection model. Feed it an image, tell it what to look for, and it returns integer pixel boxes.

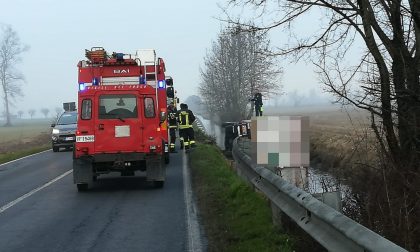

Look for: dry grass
[265,105,378,173]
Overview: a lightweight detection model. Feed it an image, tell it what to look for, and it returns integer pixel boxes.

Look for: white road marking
[0,149,51,167]
[0,170,73,214]
[182,152,203,252]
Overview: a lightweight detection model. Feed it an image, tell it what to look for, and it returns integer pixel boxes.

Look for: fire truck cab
[73,48,169,191]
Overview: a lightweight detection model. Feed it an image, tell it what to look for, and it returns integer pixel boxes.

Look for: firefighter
[250,92,263,116]
[177,103,196,150]
[167,102,178,152]
[185,103,196,148]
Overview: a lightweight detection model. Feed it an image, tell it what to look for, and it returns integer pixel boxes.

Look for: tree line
[2,107,64,120]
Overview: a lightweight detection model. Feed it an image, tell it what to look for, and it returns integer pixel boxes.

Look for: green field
[0,119,52,144]
[0,119,52,164]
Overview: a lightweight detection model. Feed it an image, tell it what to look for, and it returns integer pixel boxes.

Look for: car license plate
[65,137,74,141]
[76,135,95,142]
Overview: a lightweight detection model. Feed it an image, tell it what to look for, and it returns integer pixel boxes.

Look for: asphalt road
[0,149,193,252]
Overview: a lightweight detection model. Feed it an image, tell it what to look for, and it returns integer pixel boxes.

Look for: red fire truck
[73,47,169,191]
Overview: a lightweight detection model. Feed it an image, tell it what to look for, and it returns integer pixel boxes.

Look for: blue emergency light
[139,75,146,84]
[158,80,166,88]
[115,53,124,60]
[92,77,99,86]
[79,83,86,91]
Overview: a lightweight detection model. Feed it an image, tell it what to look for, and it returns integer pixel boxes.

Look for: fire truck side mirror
[51,123,55,127]
[177,98,180,104]
[166,87,174,98]
[159,111,166,123]
[166,78,173,86]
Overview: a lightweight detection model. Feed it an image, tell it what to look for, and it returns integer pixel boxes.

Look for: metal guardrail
[232,137,407,252]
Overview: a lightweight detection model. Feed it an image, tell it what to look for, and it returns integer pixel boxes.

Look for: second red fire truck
[73,47,170,191]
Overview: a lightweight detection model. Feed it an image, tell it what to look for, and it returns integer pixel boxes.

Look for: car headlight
[52,129,60,134]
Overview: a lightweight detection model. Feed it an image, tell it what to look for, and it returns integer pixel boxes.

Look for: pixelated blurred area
[251,116,310,168]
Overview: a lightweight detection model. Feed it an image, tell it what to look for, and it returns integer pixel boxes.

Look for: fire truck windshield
[99,94,138,119]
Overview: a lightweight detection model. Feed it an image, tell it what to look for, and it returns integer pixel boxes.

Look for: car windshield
[58,113,77,125]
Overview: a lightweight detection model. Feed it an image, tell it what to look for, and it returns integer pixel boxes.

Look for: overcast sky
[1,0,324,117]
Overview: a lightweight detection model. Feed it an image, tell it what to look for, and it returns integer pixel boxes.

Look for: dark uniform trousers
[169,126,177,150]
[255,105,263,116]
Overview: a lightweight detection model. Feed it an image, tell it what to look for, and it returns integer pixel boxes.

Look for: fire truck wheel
[52,146,59,152]
[164,152,170,164]
[77,183,88,192]
[153,181,164,188]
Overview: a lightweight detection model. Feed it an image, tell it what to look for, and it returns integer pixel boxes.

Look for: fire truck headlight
[79,83,86,91]
[158,80,165,88]
[52,129,60,134]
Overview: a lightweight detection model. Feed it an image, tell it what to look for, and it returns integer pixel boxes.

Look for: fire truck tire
[164,152,170,164]
[73,158,93,191]
[77,183,88,191]
[153,181,164,188]
[52,146,59,152]
[146,156,166,183]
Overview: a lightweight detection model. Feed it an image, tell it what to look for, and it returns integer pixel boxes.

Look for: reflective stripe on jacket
[178,111,191,129]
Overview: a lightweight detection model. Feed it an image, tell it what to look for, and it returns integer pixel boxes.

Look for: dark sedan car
[51,111,78,152]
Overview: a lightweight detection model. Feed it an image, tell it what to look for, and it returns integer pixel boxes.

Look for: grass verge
[0,145,50,165]
[190,143,294,252]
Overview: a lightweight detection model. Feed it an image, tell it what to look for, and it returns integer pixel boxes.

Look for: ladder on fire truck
[135,49,159,110]
[136,49,157,86]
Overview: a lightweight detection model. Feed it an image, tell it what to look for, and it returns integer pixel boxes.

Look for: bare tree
[0,25,28,126]
[226,0,420,249]
[17,110,23,118]
[40,108,49,118]
[28,109,35,119]
[199,26,282,122]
